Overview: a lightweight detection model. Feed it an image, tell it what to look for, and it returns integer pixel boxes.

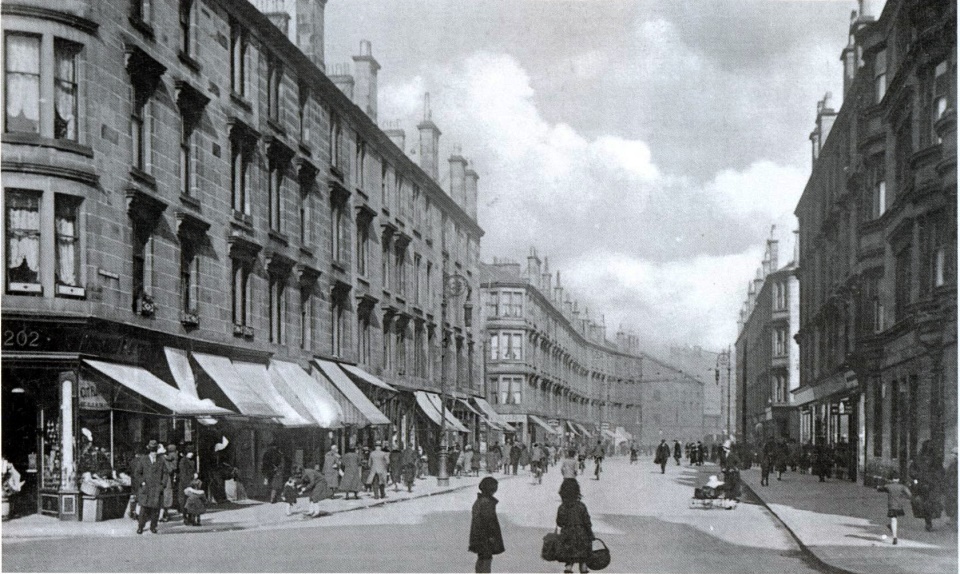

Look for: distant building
[794,0,956,482]
[480,250,705,448]
[735,236,801,445]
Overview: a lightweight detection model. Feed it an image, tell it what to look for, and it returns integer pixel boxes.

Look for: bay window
[4,34,40,135]
[5,190,41,293]
[54,40,80,141]
[54,196,82,294]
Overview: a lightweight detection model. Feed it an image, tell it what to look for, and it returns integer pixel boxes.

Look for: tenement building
[735,234,800,446]
[480,251,705,450]
[794,0,956,483]
[1,0,488,521]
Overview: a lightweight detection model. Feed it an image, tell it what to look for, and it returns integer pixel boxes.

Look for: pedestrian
[813,443,828,482]
[282,472,300,516]
[300,463,333,517]
[878,475,912,545]
[945,447,958,526]
[177,447,197,520]
[510,442,522,475]
[556,478,594,574]
[468,477,505,573]
[909,440,944,531]
[340,446,362,500]
[455,445,466,478]
[721,462,742,501]
[471,445,483,477]
[159,444,179,522]
[655,439,671,474]
[390,444,403,490]
[133,438,167,534]
[531,443,544,484]
[775,440,788,481]
[591,440,604,480]
[182,478,206,526]
[366,442,390,499]
[561,449,579,479]
[519,443,531,473]
[463,445,474,478]
[322,445,341,495]
[360,446,372,493]
[261,442,285,503]
[486,443,501,475]
[673,440,682,466]
[629,442,638,464]
[401,443,418,492]
[798,443,811,474]
[695,441,705,466]
[760,450,773,487]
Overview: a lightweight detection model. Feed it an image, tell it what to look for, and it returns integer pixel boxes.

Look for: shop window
[4,34,40,135]
[5,189,42,294]
[230,21,249,98]
[132,226,155,315]
[55,195,82,295]
[268,273,287,344]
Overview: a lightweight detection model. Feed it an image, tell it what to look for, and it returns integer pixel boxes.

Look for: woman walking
[300,464,333,517]
[468,477,504,573]
[323,445,341,494]
[339,447,362,500]
[556,478,594,574]
[561,449,579,479]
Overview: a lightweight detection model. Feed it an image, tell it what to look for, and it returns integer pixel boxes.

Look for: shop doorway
[2,385,40,517]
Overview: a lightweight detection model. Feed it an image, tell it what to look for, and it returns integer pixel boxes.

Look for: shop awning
[415,391,469,433]
[458,399,481,416]
[163,348,220,425]
[602,429,617,440]
[338,363,397,392]
[575,423,591,436]
[192,353,279,418]
[529,414,559,435]
[233,361,313,428]
[472,397,517,432]
[83,359,233,417]
[269,360,343,429]
[312,360,390,426]
[566,421,581,436]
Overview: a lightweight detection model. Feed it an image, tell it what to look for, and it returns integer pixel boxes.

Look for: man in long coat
[366,443,390,499]
[133,439,168,534]
[655,439,671,474]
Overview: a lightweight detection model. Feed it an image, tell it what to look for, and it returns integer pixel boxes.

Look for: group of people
[468,476,597,574]
[128,439,205,534]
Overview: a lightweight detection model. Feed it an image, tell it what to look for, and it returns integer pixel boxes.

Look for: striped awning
[529,414,559,435]
[312,360,390,426]
[269,360,343,428]
[415,391,469,433]
[191,353,279,418]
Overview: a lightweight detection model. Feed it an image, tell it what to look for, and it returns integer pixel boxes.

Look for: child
[469,477,504,574]
[556,478,593,574]
[878,476,912,545]
[183,479,206,526]
[282,475,300,516]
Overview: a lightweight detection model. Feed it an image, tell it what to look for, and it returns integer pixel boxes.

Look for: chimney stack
[527,247,541,280]
[841,11,858,98]
[768,235,779,272]
[352,40,380,121]
[448,149,467,204]
[329,64,354,99]
[464,166,479,220]
[554,271,563,304]
[252,0,327,71]
[541,257,552,294]
[418,93,441,181]
[384,126,405,152]
[264,11,290,35]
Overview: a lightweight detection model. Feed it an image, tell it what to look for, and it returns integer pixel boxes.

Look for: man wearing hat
[366,442,390,499]
[132,438,168,534]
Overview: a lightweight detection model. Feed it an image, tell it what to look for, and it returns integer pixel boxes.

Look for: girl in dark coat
[556,478,594,573]
[339,448,362,499]
[469,477,504,573]
[183,479,206,526]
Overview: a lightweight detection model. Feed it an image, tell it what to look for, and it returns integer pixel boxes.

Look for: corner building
[794,0,956,483]
[481,253,705,450]
[1,0,484,521]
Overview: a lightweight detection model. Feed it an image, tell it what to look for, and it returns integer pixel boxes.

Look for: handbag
[541,528,560,562]
[587,538,610,571]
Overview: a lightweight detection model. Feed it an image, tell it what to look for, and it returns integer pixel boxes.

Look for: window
[330,116,342,170]
[426,262,433,309]
[232,259,252,331]
[505,291,523,317]
[268,162,283,232]
[179,114,194,198]
[54,195,81,292]
[933,61,949,142]
[381,234,391,290]
[412,187,421,230]
[179,0,194,58]
[299,176,312,245]
[380,164,389,209]
[267,56,282,122]
[396,324,407,374]
[396,244,407,297]
[356,217,369,277]
[774,328,787,356]
[180,242,199,315]
[131,83,152,172]
[355,141,366,190]
[269,274,287,344]
[331,198,346,262]
[231,140,250,215]
[890,379,900,458]
[54,40,80,141]
[395,175,404,218]
[298,85,310,142]
[230,21,248,98]
[413,254,422,305]
[872,175,886,220]
[300,287,315,350]
[489,332,498,360]
[132,227,155,313]
[873,380,884,457]
[131,0,152,24]
[331,297,345,356]
[894,244,911,321]
[425,198,433,238]
[498,376,522,405]
[874,49,887,104]
[505,332,523,360]
[4,34,40,135]
[920,213,953,293]
[357,311,371,364]
[383,315,394,371]
[486,291,499,317]
[5,190,41,293]
[774,282,787,310]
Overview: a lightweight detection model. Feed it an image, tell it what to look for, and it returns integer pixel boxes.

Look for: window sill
[230,91,252,113]
[180,194,201,211]
[130,167,157,189]
[331,261,348,274]
[55,285,85,298]
[231,210,253,229]
[180,311,200,328]
[2,133,94,157]
[7,283,42,296]
[178,51,201,73]
[128,16,155,40]
[330,165,345,182]
[267,118,285,136]
[298,141,313,157]
[268,230,289,245]
[299,245,314,258]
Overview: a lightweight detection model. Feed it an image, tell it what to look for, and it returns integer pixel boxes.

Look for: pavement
[738,464,958,574]
[1,472,506,541]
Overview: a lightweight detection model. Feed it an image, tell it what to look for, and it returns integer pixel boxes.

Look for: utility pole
[726,345,732,441]
[438,273,468,487]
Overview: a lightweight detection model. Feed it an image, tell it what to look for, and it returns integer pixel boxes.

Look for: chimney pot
[352,40,380,121]
[418,93,441,181]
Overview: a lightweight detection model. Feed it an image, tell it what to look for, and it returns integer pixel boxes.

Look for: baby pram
[689,475,738,509]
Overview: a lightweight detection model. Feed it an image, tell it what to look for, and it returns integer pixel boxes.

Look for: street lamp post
[437,273,469,487]
[716,348,732,440]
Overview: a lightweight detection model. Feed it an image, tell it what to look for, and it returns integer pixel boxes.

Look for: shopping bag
[541,529,560,561]
[587,538,610,571]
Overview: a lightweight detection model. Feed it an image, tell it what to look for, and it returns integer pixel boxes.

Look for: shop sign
[78,378,110,411]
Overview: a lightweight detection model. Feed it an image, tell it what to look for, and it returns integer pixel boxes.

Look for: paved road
[3,458,823,573]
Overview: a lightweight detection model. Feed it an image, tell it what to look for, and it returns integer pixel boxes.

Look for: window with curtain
[180,243,199,314]
[54,40,80,141]
[489,332,499,360]
[5,34,41,135]
[5,189,41,291]
[55,195,81,288]
[132,228,154,311]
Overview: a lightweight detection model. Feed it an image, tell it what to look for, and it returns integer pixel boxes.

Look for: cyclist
[530,443,544,484]
[591,440,605,480]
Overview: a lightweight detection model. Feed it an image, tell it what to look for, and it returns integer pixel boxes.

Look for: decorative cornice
[2,4,99,35]
[1,161,98,187]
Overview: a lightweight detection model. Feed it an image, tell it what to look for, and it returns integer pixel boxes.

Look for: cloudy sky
[325,0,857,353]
